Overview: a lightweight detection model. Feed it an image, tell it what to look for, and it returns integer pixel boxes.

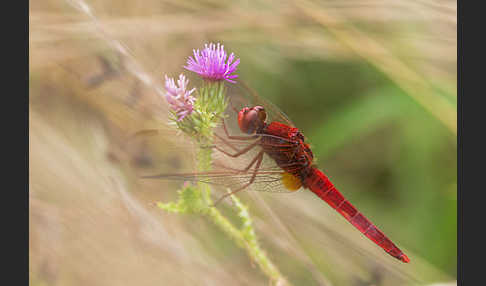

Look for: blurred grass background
[30,0,456,285]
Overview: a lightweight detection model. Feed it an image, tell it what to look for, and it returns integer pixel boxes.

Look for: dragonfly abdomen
[304,167,410,263]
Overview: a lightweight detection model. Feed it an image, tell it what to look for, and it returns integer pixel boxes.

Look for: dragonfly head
[238,106,267,134]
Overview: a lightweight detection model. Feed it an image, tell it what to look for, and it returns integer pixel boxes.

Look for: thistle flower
[165,74,196,121]
[184,43,240,83]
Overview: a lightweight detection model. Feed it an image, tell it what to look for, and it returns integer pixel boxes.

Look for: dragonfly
[139,82,410,264]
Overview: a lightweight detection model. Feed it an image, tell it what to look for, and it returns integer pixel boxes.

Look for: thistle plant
[184,42,240,83]
[158,43,287,285]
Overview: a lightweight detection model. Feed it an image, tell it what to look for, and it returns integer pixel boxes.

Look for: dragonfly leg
[213,150,265,174]
[201,119,259,152]
[212,139,260,158]
[213,151,264,206]
[214,133,242,152]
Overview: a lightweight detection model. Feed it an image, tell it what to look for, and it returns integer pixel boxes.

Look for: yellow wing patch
[281,172,302,191]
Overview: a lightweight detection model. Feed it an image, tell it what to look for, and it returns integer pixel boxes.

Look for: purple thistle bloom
[184,43,240,83]
[164,74,196,121]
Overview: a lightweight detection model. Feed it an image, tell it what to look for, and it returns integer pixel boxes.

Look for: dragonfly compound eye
[238,106,266,134]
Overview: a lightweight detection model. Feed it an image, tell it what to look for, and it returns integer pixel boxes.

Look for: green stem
[196,143,288,286]
[207,207,286,285]
[196,145,213,204]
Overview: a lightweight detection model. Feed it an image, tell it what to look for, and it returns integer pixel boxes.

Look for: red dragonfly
[140,82,410,263]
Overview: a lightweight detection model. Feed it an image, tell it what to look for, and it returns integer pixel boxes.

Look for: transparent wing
[139,148,305,194]
[225,80,295,127]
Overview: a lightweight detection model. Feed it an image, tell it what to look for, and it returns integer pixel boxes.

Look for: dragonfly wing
[141,163,298,194]
[140,136,305,195]
[225,80,295,127]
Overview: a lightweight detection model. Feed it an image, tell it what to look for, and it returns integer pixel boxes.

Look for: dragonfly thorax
[260,121,315,188]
